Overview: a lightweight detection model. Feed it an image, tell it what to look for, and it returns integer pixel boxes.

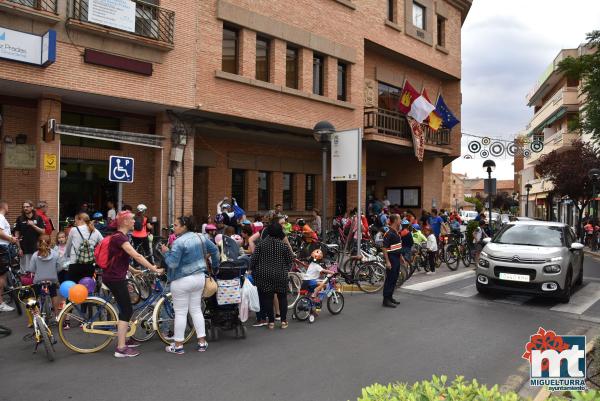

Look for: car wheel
[557,269,572,303]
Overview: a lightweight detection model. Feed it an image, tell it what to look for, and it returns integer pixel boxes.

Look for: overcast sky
[452,0,600,179]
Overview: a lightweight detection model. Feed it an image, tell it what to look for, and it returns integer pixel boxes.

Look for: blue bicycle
[292,272,345,324]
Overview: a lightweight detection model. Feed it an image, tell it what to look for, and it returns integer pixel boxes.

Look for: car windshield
[493,224,564,247]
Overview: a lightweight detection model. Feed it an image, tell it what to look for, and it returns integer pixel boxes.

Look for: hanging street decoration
[461,133,544,159]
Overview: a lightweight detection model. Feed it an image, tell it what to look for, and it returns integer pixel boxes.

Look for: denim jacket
[164,232,220,282]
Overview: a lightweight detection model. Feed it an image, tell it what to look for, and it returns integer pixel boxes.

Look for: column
[154,112,172,229]
[271,171,283,211]
[422,157,444,211]
[324,55,337,99]
[298,48,313,93]
[182,133,195,215]
[294,173,305,212]
[246,170,258,213]
[36,95,61,227]
[271,38,286,86]
[239,28,256,78]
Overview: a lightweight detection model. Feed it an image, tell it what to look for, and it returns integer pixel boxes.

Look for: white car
[460,211,478,224]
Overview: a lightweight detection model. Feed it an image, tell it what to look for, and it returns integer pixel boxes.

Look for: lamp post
[313,121,336,238]
[588,168,600,221]
[525,183,532,217]
[483,160,496,233]
[512,192,517,215]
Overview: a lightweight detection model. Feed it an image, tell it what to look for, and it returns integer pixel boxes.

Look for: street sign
[484,178,497,195]
[43,153,57,171]
[331,128,361,181]
[109,156,134,183]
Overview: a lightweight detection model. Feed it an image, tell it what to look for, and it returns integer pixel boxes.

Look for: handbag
[197,233,218,298]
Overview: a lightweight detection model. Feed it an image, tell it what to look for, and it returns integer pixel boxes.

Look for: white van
[460,210,478,224]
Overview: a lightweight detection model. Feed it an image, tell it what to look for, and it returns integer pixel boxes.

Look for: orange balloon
[69,284,89,304]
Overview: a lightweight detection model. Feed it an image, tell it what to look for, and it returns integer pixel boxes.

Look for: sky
[452,0,600,180]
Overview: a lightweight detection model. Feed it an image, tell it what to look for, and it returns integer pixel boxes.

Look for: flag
[398,80,420,114]
[422,89,442,131]
[408,92,435,123]
[407,116,425,162]
[435,95,460,129]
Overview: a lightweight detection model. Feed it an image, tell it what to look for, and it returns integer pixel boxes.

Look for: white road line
[551,282,600,315]
[495,295,533,305]
[446,284,479,298]
[403,270,475,291]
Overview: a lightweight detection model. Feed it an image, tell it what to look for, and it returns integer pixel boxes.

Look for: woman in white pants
[161,216,220,354]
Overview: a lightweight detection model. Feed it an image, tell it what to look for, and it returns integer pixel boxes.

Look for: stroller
[204,237,249,341]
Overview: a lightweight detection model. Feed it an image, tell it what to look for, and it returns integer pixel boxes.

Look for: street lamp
[588,168,600,220]
[525,183,532,217]
[483,160,496,233]
[313,121,336,238]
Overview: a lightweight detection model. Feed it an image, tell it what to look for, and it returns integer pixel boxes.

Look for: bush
[466,220,480,243]
[356,375,599,401]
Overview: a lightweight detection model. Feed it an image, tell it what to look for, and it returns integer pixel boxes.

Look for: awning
[55,124,164,148]
[528,107,567,136]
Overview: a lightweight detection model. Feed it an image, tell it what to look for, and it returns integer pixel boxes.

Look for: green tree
[464,196,483,212]
[558,30,600,140]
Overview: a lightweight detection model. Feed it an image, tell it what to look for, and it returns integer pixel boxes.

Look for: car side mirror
[482,238,492,244]
[570,242,584,251]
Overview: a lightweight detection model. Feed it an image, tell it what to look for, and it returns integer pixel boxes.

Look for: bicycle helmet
[136,204,147,213]
[412,223,421,230]
[92,212,103,219]
[297,218,306,226]
[214,214,224,224]
[401,219,410,226]
[221,203,231,209]
[205,224,217,231]
[311,248,323,261]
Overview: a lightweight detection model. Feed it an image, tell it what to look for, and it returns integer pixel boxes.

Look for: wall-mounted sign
[44,154,57,171]
[0,27,56,67]
[88,0,136,33]
[3,144,36,169]
[331,128,361,181]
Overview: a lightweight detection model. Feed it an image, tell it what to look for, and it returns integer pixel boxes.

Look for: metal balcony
[68,0,175,44]
[5,0,57,14]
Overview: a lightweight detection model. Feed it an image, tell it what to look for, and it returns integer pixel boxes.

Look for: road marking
[495,295,533,305]
[446,284,479,298]
[550,282,600,315]
[403,270,475,291]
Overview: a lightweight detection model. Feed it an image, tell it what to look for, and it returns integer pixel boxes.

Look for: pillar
[298,48,313,93]
[36,95,61,227]
[271,38,286,86]
[239,28,256,78]
[324,55,337,100]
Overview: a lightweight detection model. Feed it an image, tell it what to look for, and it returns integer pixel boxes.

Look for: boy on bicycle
[301,250,334,301]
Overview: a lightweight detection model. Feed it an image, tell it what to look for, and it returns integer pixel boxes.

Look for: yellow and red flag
[422,88,442,131]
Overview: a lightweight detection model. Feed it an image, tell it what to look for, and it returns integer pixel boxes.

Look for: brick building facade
[0,0,471,232]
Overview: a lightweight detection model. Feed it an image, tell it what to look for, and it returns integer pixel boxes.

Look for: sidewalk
[584,247,600,258]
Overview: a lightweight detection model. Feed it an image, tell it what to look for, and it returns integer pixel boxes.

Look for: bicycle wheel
[287,273,302,309]
[340,258,358,284]
[130,306,156,342]
[461,246,472,267]
[36,315,55,362]
[326,291,344,315]
[58,298,117,354]
[7,274,22,316]
[355,262,385,293]
[153,294,195,345]
[445,245,459,271]
[293,296,312,321]
[396,264,409,287]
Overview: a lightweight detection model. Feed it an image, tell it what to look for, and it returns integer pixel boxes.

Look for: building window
[387,0,395,22]
[337,62,347,101]
[313,54,324,96]
[258,171,270,211]
[231,169,245,209]
[305,175,315,211]
[413,2,425,30]
[283,173,293,210]
[378,82,401,112]
[386,187,421,208]
[436,15,445,46]
[61,112,121,149]
[256,36,270,82]
[286,47,299,89]
[222,26,238,74]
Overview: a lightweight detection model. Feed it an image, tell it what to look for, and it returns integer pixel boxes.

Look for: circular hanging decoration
[523,149,531,158]
[480,149,490,158]
[530,140,544,153]
[489,142,505,157]
[481,137,491,145]
[506,143,516,157]
[463,154,473,159]
[468,140,481,154]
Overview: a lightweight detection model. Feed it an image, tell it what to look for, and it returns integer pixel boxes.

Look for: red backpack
[94,234,114,270]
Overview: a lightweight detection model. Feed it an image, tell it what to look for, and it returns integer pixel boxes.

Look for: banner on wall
[0,27,56,67]
[88,0,137,33]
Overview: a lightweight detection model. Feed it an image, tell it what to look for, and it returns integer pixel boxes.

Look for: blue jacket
[164,232,220,282]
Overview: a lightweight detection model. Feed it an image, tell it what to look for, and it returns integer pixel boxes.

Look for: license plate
[499,272,530,282]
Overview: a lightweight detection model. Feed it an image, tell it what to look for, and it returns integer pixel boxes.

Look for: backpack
[94,234,115,270]
[134,216,143,232]
[75,227,96,264]
[374,213,384,228]
[220,235,241,262]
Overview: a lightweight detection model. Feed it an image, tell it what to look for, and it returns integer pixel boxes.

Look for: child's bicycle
[20,282,57,362]
[292,270,344,324]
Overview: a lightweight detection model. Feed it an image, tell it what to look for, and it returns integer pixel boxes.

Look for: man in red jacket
[36,201,54,235]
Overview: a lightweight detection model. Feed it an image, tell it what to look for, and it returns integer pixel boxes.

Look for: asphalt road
[0,256,598,401]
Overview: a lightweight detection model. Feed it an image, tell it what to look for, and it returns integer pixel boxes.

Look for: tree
[537,140,600,235]
[464,196,483,212]
[558,31,600,141]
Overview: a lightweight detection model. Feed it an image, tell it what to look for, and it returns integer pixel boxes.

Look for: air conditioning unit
[135,14,159,40]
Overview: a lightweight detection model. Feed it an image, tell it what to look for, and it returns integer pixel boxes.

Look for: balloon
[79,277,96,294]
[59,281,76,298]
[69,284,88,304]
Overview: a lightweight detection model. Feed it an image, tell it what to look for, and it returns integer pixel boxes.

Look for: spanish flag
[422,88,442,131]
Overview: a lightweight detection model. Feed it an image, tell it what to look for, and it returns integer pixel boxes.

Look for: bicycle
[2,244,23,315]
[445,235,473,269]
[292,271,344,323]
[339,253,386,293]
[21,282,57,362]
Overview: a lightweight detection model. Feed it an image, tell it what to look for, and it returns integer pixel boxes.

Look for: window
[222,26,238,74]
[337,62,347,101]
[256,36,270,82]
[286,47,298,89]
[231,169,245,209]
[387,0,395,21]
[258,171,270,211]
[283,173,293,210]
[386,187,421,208]
[313,54,324,96]
[413,2,425,30]
[436,15,445,46]
[378,82,401,112]
[305,175,315,211]
[61,112,120,149]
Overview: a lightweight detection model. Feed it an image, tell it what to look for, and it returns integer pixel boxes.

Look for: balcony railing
[364,107,451,146]
[68,0,175,44]
[6,0,57,14]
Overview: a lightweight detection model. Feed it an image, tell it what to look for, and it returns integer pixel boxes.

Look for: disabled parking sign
[109,156,134,183]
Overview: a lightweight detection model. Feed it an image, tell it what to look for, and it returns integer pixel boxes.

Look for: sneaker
[275,315,281,322]
[114,346,140,358]
[125,338,140,348]
[165,343,185,355]
[0,303,15,312]
[197,342,208,352]
[252,320,267,327]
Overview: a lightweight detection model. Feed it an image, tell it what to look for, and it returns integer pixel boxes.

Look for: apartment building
[0,0,471,230]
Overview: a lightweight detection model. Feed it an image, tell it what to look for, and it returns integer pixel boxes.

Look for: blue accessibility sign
[109,156,134,183]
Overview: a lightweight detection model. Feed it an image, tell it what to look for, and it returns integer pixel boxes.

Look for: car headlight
[543,264,561,274]
[480,251,488,258]
[478,259,489,268]
[546,256,563,262]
